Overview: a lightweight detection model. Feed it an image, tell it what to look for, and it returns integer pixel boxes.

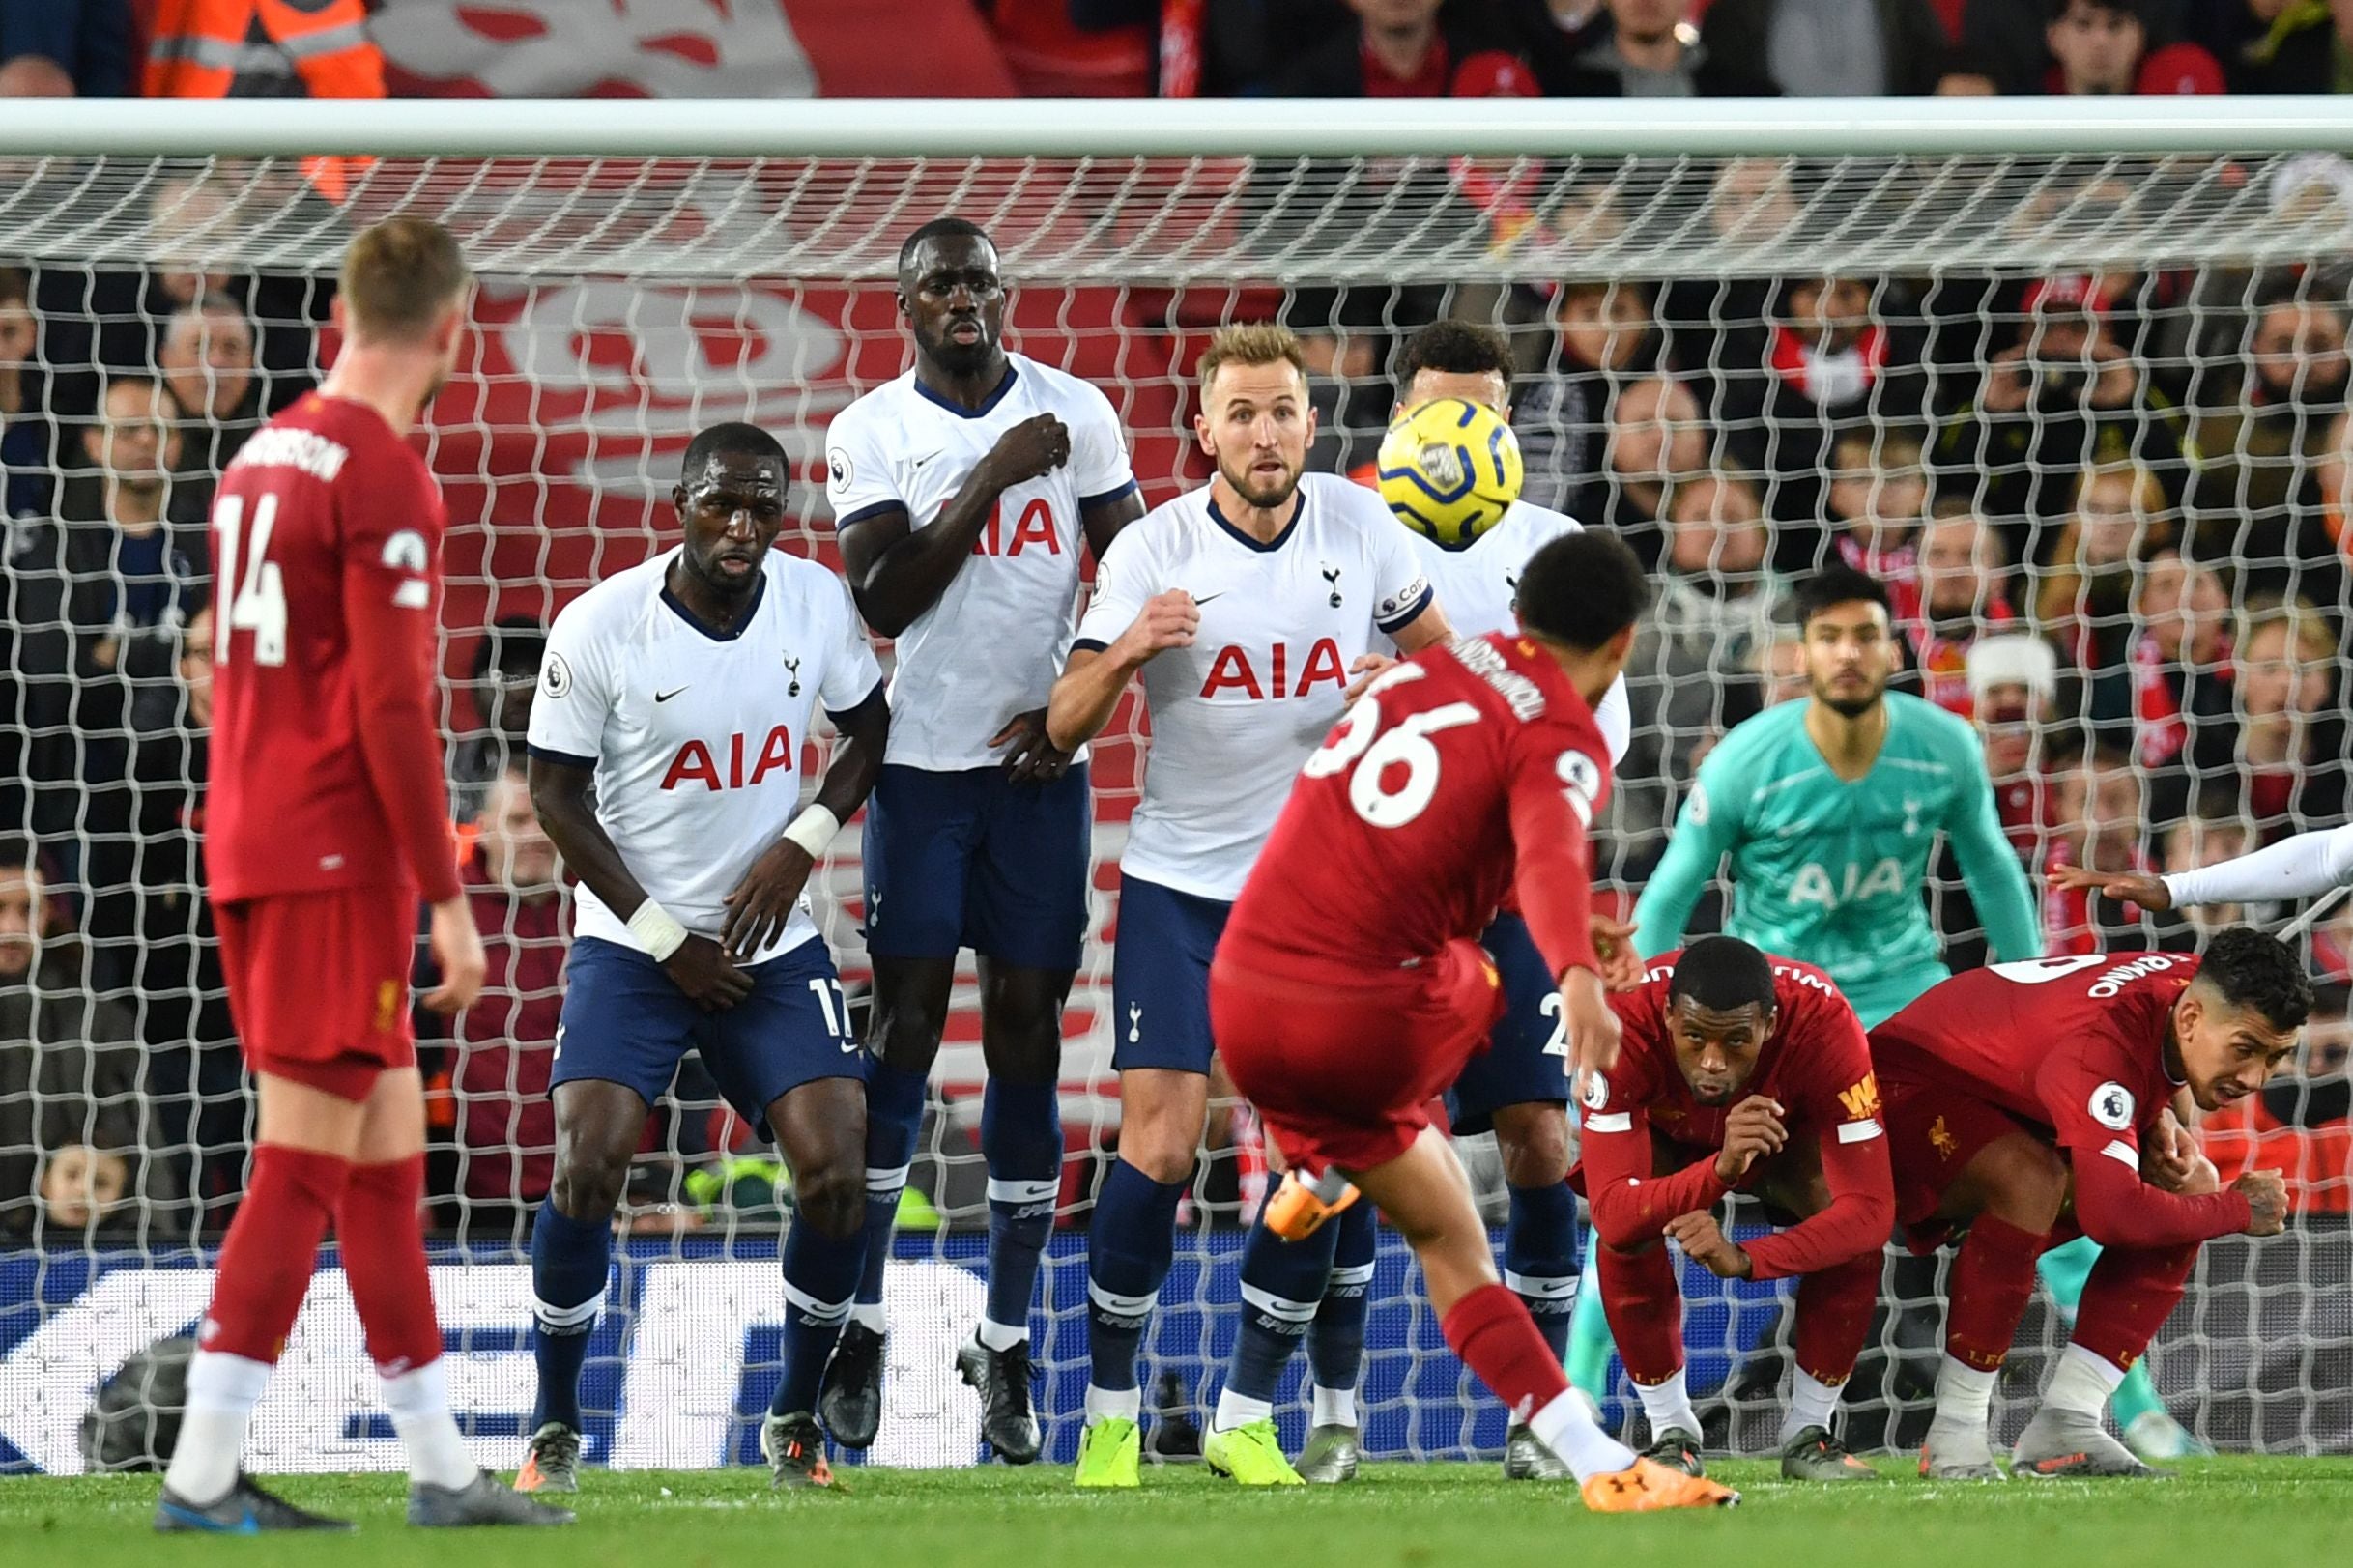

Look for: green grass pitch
[8,1458,2351,1567]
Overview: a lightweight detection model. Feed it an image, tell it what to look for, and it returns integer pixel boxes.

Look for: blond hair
[339,217,472,344]
[2072,458,2167,521]
[2240,595,2336,664]
[1198,323,1306,398]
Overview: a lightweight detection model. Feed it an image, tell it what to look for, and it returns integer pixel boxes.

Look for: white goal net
[1,100,2348,1474]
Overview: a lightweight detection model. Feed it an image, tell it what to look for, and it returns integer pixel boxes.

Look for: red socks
[338,1156,446,1376]
[2072,1240,2199,1371]
[1945,1213,2046,1372]
[200,1145,350,1363]
[1793,1250,1880,1383]
[1441,1281,1570,1417]
[1595,1243,1685,1383]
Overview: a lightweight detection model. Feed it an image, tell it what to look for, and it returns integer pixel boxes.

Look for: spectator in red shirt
[2041,732,2154,953]
[2228,596,2347,841]
[1272,0,1539,94]
[1828,424,1930,590]
[1907,503,2017,716]
[2129,546,2234,775]
[2043,0,2225,91]
[451,765,567,1222]
[1965,632,2062,862]
[2035,460,2173,732]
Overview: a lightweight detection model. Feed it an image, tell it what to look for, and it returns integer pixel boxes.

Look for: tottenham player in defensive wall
[518,424,889,1494]
[160,218,569,1532]
[821,216,1146,1463]
[1042,322,1452,1490]
[1212,531,1735,1512]
[1877,935,2303,1480]
[1207,319,1635,1487]
[1575,937,1894,1483]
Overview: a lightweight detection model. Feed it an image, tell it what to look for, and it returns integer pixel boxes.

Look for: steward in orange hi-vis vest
[142,1,386,200]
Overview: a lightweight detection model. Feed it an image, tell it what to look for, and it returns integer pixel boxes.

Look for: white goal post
[0,97,2348,1474]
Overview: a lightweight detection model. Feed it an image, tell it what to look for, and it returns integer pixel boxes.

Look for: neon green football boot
[1205,1420,1305,1486]
[1075,1416,1141,1489]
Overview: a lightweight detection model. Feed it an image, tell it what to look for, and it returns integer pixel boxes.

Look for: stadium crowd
[4,4,2353,108]
[0,1,2348,1257]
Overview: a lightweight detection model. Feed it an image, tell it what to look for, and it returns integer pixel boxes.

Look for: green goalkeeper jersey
[1631,692,2041,1020]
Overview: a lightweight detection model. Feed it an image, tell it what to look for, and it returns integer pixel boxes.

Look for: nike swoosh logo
[1191,591,1226,606]
[655,687,688,703]
[909,452,943,471]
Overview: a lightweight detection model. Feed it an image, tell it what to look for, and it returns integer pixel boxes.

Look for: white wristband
[782,803,842,859]
[627,898,689,962]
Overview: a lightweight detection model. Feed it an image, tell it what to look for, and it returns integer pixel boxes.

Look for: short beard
[1220,454,1302,512]
[685,548,760,604]
[1814,687,1882,719]
[921,326,995,380]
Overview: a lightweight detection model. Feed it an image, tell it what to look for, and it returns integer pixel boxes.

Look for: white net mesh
[5,135,2352,1474]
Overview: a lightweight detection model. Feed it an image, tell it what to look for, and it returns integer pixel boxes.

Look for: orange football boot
[1580,1456,1741,1512]
[1264,1168,1361,1240]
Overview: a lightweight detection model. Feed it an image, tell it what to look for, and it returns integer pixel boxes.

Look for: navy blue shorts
[552,936,860,1132]
[1449,911,1569,1135]
[862,762,1091,972]
[1109,872,1231,1076]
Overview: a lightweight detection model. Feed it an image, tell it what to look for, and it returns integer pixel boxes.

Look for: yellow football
[1375,396,1525,548]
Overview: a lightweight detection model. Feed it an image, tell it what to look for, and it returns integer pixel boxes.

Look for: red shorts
[1211,939,1506,1174]
[1881,1073,2042,1253]
[215,885,419,1103]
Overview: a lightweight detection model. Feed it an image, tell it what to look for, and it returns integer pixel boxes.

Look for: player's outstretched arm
[836,413,1072,637]
[529,755,751,1012]
[2073,821,2353,911]
[1629,774,1738,960]
[722,683,890,958]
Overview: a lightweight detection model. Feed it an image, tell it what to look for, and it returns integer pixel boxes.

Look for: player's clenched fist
[983,413,1071,486]
[1713,1095,1787,1184]
[2234,1168,2290,1236]
[1664,1210,1753,1280]
[1112,589,1199,667]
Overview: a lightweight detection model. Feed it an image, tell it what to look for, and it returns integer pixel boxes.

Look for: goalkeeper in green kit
[1629,565,2039,1023]
[1565,566,2052,1458]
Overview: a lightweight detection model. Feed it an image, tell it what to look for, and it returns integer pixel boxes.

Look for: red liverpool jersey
[204,394,461,906]
[1872,954,2196,1156]
[1872,953,2256,1244]
[1220,632,1612,988]
[1577,951,1891,1279]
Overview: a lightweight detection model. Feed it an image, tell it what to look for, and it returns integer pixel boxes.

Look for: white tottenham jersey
[529,548,882,965]
[1391,499,1633,765]
[1073,473,1434,901]
[823,354,1137,771]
